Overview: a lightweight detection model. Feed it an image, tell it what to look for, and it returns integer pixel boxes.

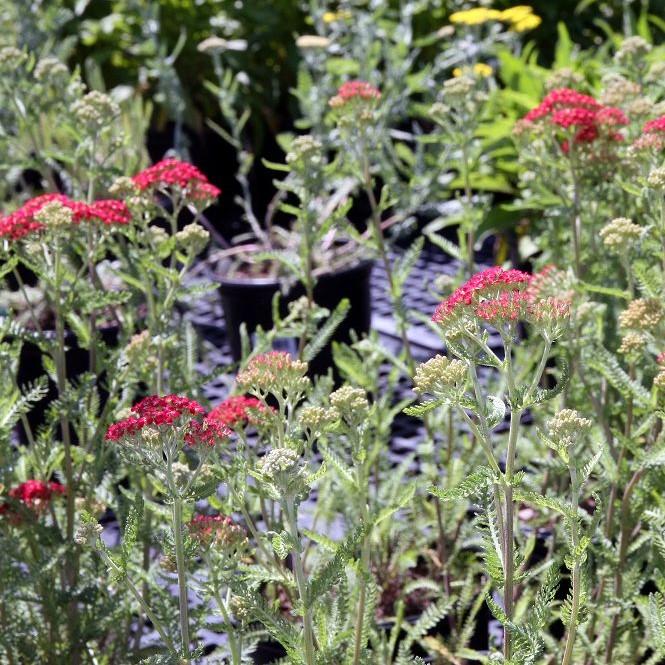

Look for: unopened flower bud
[414,355,467,398]
[34,200,73,230]
[71,91,119,131]
[614,36,651,64]
[34,57,68,84]
[619,298,664,331]
[330,386,369,423]
[547,409,592,449]
[647,167,665,190]
[175,222,210,254]
[74,521,103,546]
[599,217,642,251]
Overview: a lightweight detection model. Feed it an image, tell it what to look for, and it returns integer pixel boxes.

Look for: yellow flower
[449,8,501,26]
[499,5,534,22]
[512,14,542,32]
[474,62,493,77]
[453,63,493,78]
[322,9,352,23]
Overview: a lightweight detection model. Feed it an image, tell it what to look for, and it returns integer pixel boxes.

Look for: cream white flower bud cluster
[614,36,651,63]
[72,91,120,131]
[413,355,467,398]
[599,217,642,251]
[260,448,300,479]
[34,200,73,230]
[547,409,592,450]
[330,386,369,423]
[647,167,665,191]
[619,298,664,331]
[175,222,210,254]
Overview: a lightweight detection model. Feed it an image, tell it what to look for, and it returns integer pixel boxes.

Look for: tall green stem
[53,244,80,663]
[352,466,370,665]
[172,498,191,660]
[561,465,581,665]
[284,497,315,665]
[502,406,521,661]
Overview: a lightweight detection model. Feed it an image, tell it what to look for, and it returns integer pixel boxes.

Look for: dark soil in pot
[218,260,373,375]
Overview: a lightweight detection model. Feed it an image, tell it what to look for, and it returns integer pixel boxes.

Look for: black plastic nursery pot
[15,324,120,441]
[218,260,374,374]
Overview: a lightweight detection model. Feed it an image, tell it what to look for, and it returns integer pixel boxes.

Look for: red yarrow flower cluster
[432,266,531,325]
[432,266,571,336]
[0,194,131,241]
[329,80,381,108]
[208,395,264,429]
[521,88,627,152]
[105,394,229,448]
[188,513,247,552]
[633,116,665,151]
[643,116,665,134]
[132,158,221,200]
[1,480,66,521]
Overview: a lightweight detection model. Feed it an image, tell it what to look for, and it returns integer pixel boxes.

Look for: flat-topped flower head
[329,80,381,108]
[600,217,642,251]
[413,355,467,400]
[236,351,309,396]
[633,116,665,151]
[330,386,369,425]
[0,193,130,241]
[432,266,531,333]
[188,514,247,554]
[1,480,66,522]
[619,298,664,331]
[520,88,627,152]
[546,409,592,450]
[105,394,229,448]
[208,395,264,429]
[475,290,531,325]
[132,158,221,202]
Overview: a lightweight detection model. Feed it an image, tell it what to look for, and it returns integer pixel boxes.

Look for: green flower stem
[96,547,176,654]
[502,406,521,662]
[172,497,191,660]
[568,148,582,278]
[283,496,315,665]
[298,197,316,360]
[53,243,80,662]
[460,138,475,275]
[210,576,241,665]
[605,468,645,663]
[352,466,371,665]
[361,151,415,375]
[561,465,581,665]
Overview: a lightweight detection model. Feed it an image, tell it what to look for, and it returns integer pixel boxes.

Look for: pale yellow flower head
[449,8,501,26]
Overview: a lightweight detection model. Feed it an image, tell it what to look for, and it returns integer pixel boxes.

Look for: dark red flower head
[132,158,221,200]
[208,395,264,429]
[0,193,130,241]
[1,480,66,522]
[105,394,230,448]
[521,88,627,152]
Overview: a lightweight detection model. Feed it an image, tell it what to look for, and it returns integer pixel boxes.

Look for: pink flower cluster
[188,513,246,550]
[0,480,66,520]
[0,193,131,241]
[105,394,229,447]
[521,88,627,151]
[633,115,665,151]
[432,266,571,333]
[329,80,381,108]
[208,395,264,429]
[432,266,531,324]
[132,158,221,200]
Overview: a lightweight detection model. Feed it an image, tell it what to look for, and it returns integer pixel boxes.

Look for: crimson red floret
[643,116,665,134]
[208,395,263,428]
[432,267,531,324]
[132,158,221,199]
[0,193,131,241]
[336,80,381,101]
